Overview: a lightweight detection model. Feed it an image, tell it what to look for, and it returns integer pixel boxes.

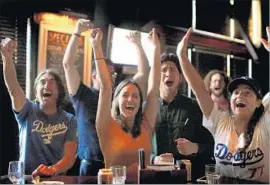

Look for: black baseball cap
[227,76,263,99]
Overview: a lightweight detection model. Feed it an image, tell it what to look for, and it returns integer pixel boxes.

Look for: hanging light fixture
[248,0,262,48]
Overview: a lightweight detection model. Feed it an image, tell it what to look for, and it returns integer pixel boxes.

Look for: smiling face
[230,84,261,118]
[35,72,59,108]
[209,73,226,97]
[160,61,182,93]
[118,83,141,120]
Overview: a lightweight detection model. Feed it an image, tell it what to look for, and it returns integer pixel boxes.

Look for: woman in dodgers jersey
[176,27,270,183]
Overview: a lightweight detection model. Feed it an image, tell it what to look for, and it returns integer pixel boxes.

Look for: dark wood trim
[162,25,249,57]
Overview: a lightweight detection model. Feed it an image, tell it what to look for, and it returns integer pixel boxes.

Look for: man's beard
[211,90,223,97]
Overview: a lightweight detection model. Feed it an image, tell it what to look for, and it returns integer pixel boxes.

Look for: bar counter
[0,175,137,184]
[0,174,267,184]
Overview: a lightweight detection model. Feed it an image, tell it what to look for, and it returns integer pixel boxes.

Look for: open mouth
[42,92,52,98]
[236,102,246,108]
[165,80,173,87]
[125,105,135,112]
[214,87,221,91]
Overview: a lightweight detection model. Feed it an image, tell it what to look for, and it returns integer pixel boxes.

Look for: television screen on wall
[109,27,153,66]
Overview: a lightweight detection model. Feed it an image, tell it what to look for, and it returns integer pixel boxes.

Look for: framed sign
[35,12,92,89]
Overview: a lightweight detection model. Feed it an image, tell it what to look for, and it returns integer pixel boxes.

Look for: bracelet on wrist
[73,32,81,37]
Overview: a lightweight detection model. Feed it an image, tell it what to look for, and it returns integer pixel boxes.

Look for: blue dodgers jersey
[14,99,77,174]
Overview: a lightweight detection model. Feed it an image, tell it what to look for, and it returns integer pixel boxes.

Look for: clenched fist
[0,38,16,60]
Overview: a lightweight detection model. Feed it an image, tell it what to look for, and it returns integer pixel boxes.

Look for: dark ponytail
[237,104,264,153]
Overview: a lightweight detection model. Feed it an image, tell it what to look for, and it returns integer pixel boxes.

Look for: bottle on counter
[138,148,146,184]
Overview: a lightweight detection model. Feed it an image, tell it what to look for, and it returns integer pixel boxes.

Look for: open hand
[176,28,192,59]
[0,38,16,59]
[74,19,93,35]
[175,138,198,156]
[126,31,141,45]
[261,26,270,52]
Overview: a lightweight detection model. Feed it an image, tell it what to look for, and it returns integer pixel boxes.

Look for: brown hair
[204,69,231,99]
[160,53,181,73]
[238,104,264,153]
[34,69,66,107]
[111,79,143,138]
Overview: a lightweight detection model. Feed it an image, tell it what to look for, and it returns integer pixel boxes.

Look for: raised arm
[261,26,270,112]
[176,29,213,118]
[261,26,270,52]
[261,26,270,87]
[1,38,26,112]
[91,28,112,131]
[142,28,161,130]
[63,19,93,96]
[126,31,150,97]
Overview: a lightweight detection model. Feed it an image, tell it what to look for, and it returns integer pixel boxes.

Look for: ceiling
[0,0,268,36]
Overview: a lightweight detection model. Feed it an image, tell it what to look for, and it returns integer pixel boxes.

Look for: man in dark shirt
[150,53,215,183]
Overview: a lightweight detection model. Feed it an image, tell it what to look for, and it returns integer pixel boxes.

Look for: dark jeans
[80,159,105,176]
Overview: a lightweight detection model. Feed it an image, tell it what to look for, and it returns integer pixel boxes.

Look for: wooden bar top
[0,174,267,184]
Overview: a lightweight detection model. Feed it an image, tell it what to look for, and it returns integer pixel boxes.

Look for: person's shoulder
[74,83,98,96]
[178,94,202,114]
[178,94,198,105]
[89,87,99,93]
[59,109,76,121]
[27,99,40,110]
[81,86,99,97]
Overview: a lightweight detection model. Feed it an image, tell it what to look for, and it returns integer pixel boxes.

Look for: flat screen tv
[109,27,153,66]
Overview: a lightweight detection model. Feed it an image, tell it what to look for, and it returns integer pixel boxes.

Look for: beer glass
[110,165,126,184]
[8,161,24,184]
[205,164,220,184]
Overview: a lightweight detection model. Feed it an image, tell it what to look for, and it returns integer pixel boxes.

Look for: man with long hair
[204,70,231,111]
[1,38,77,176]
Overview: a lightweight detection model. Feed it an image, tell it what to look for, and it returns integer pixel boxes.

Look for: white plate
[40,181,64,184]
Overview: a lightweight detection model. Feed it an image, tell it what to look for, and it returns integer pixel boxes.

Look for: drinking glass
[205,164,220,184]
[110,165,126,184]
[8,161,24,184]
